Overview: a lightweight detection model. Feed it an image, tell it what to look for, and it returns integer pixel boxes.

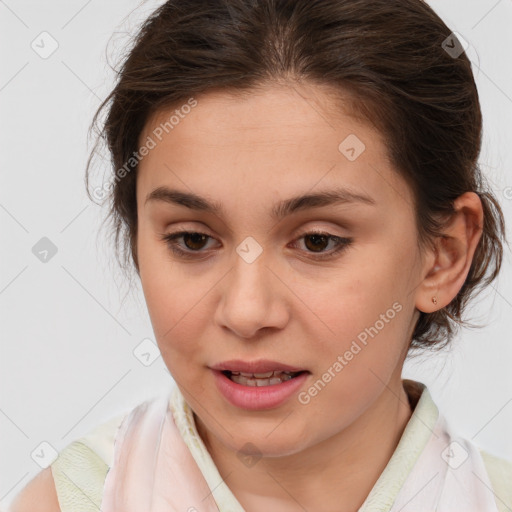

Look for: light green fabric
[358,379,440,511]
[51,381,512,512]
[51,412,124,512]
[480,451,512,512]
[51,441,108,512]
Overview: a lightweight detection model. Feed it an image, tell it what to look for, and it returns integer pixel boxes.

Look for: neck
[195,379,414,512]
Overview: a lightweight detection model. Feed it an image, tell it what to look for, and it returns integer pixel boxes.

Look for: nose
[214,248,289,339]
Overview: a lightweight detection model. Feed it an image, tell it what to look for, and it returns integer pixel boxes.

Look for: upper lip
[210,359,307,373]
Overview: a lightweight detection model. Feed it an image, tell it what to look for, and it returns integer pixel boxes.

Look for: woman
[10,0,511,510]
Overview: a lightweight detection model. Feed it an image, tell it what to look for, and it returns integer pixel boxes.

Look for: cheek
[298,250,411,381]
[142,274,210,359]
[298,249,407,339]
[138,231,209,357]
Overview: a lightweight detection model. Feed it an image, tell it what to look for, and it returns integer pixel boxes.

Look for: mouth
[211,366,311,410]
[209,359,310,409]
[221,369,308,387]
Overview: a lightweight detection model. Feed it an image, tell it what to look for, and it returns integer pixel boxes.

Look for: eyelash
[159,230,353,261]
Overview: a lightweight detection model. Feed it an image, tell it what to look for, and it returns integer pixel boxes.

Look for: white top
[50,379,512,512]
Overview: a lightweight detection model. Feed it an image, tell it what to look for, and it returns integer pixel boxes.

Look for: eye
[159,230,353,261]
[289,230,353,261]
[160,231,216,259]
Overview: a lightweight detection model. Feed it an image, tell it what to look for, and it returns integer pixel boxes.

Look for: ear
[415,192,484,313]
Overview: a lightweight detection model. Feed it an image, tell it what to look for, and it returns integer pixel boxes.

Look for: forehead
[136,83,413,214]
[141,82,378,147]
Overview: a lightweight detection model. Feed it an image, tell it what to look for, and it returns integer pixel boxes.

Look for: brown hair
[86,0,507,353]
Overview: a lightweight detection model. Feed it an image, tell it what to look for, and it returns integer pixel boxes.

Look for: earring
[432,296,438,305]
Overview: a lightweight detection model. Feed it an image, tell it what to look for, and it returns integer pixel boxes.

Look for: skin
[134,81,483,512]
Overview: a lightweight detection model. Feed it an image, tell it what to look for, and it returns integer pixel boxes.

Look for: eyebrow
[145,185,376,220]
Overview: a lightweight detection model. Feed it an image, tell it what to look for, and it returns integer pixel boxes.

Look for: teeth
[254,371,275,378]
[236,370,293,378]
[229,370,297,387]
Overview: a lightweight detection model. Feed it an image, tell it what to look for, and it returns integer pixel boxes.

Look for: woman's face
[136,82,428,457]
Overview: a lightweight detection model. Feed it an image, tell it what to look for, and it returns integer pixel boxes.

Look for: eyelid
[161,223,348,246]
[159,227,353,262]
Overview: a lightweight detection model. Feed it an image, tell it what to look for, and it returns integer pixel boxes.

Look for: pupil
[184,233,207,250]
[305,234,328,252]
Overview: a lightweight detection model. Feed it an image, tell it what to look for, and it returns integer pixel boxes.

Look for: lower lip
[211,370,309,411]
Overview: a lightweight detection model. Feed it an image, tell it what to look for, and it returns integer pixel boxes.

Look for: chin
[228,425,310,458]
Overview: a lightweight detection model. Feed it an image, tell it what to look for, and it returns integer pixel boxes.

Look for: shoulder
[9,412,127,512]
[480,449,512,512]
[9,468,60,512]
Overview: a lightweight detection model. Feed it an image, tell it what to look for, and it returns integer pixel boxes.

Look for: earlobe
[415,192,484,313]
[413,242,441,313]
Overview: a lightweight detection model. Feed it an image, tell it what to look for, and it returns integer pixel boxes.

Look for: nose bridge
[235,234,265,267]
[230,235,271,298]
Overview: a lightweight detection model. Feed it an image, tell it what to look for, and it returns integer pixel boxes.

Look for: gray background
[1,0,511,508]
